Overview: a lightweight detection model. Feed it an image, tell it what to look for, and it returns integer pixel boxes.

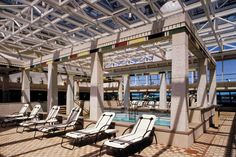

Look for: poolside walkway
[0,112,235,157]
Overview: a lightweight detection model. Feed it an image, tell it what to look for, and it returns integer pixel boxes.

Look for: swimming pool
[113,113,170,127]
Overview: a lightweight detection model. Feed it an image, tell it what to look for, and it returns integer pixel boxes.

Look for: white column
[209,68,217,105]
[2,73,10,102]
[197,58,208,107]
[66,74,74,115]
[47,62,58,112]
[171,32,189,132]
[118,80,123,101]
[159,72,167,109]
[90,52,104,120]
[145,75,148,85]
[21,70,30,103]
[74,80,80,101]
[123,74,130,109]
[191,71,195,84]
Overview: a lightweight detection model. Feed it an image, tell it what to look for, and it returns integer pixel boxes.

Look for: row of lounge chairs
[131,100,171,109]
[103,100,171,112]
[1,103,158,156]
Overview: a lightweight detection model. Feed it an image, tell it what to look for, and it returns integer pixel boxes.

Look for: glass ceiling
[0,0,235,69]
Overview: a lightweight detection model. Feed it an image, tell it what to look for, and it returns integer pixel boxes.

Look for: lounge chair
[15,105,41,121]
[15,105,41,132]
[17,106,60,133]
[61,112,115,150]
[35,107,82,138]
[0,104,29,127]
[102,114,157,156]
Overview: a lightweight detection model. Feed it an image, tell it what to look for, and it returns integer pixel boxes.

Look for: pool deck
[0,112,236,157]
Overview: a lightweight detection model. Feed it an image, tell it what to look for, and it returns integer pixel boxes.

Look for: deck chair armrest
[46,118,58,123]
[142,129,153,139]
[122,124,135,135]
[67,120,83,127]
[85,122,96,129]
[98,124,110,132]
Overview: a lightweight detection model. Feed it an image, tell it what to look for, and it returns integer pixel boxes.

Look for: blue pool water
[113,113,170,126]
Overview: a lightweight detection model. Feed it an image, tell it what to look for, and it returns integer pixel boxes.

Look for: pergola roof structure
[0,0,235,75]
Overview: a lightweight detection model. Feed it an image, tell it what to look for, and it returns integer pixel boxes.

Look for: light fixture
[160,0,181,14]
[127,7,132,19]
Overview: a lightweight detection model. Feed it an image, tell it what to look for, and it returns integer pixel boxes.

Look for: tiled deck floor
[0,112,235,157]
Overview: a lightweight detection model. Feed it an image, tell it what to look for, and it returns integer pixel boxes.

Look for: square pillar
[47,62,58,112]
[159,72,167,109]
[21,70,31,103]
[123,74,130,109]
[118,80,123,102]
[197,58,208,107]
[171,31,189,132]
[66,75,74,115]
[2,73,10,102]
[90,52,104,120]
[209,68,217,105]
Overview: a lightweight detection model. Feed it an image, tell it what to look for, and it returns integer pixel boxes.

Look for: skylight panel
[83,6,104,19]
[103,19,121,29]
[139,5,154,17]
[98,0,124,12]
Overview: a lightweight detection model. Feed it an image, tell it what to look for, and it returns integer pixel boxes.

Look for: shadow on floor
[8,143,61,157]
[224,114,236,157]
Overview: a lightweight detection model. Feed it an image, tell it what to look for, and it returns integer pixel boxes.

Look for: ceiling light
[128,12,132,19]
[160,0,181,14]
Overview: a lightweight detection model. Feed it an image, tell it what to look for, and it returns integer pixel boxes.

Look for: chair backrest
[29,105,41,117]
[66,107,82,125]
[132,101,138,105]
[19,104,29,115]
[148,101,155,106]
[95,112,115,131]
[46,106,60,121]
[137,101,143,107]
[131,114,156,137]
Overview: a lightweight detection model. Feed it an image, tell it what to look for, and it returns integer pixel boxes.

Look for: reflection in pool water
[113,113,170,126]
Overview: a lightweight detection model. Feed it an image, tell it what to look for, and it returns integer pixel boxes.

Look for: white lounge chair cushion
[39,123,69,132]
[20,121,35,127]
[19,106,58,127]
[65,112,115,139]
[104,114,156,149]
[4,114,24,118]
[38,107,81,133]
[66,127,100,138]
[15,116,30,120]
[3,104,29,120]
[104,134,144,149]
